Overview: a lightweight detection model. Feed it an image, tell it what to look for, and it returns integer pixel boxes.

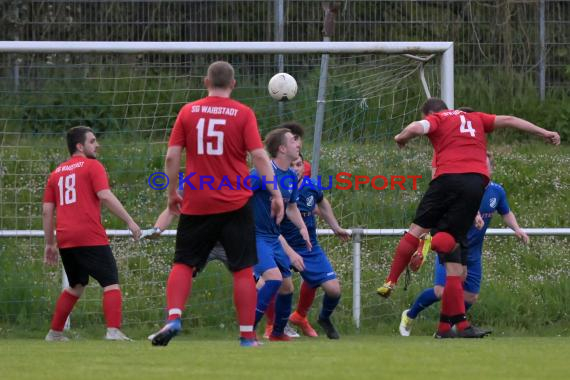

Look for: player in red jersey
[149,61,284,347]
[377,98,560,338]
[43,126,141,341]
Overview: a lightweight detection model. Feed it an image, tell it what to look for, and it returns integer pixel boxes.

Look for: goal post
[0,40,454,332]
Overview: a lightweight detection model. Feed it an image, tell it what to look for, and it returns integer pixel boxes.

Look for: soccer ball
[268,73,297,101]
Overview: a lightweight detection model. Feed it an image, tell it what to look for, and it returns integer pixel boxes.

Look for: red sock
[103,288,122,329]
[296,281,317,318]
[265,295,276,325]
[232,267,257,339]
[386,232,420,284]
[50,290,79,331]
[439,275,470,332]
[166,263,194,321]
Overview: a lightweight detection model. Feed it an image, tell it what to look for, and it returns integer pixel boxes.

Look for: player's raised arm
[493,115,560,145]
[317,198,349,242]
[97,189,141,241]
[394,121,427,148]
[250,147,284,224]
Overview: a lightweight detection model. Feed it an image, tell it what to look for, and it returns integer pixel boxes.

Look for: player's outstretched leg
[150,263,194,346]
[377,232,420,298]
[45,289,80,342]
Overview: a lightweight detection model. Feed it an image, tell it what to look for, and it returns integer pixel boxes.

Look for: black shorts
[414,173,486,247]
[59,245,119,288]
[175,199,257,272]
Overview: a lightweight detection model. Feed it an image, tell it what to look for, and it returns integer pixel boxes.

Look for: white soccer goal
[1,41,567,333]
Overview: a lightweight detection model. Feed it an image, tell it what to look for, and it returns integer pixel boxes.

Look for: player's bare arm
[42,202,59,266]
[317,198,350,242]
[96,189,141,240]
[502,211,529,244]
[278,235,305,272]
[250,147,284,224]
[165,145,184,214]
[394,121,426,148]
[286,202,312,251]
[493,116,561,145]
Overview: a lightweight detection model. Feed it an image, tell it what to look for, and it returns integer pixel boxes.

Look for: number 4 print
[459,115,476,137]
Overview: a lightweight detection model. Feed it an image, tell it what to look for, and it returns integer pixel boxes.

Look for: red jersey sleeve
[43,176,56,203]
[476,112,496,133]
[424,114,440,134]
[242,108,263,151]
[90,160,110,193]
[168,106,188,147]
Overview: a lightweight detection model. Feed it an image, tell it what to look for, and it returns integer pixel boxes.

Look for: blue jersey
[466,181,510,249]
[281,178,324,251]
[250,162,298,239]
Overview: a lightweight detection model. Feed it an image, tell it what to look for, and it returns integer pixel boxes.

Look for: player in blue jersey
[280,154,350,339]
[399,152,529,336]
[251,127,312,341]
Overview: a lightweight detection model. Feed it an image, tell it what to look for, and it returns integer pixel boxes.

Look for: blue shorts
[295,245,337,287]
[254,236,291,279]
[433,245,482,294]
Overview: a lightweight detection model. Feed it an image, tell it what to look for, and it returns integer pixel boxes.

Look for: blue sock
[465,302,473,312]
[407,288,440,319]
[273,292,293,336]
[254,280,281,328]
[319,294,341,320]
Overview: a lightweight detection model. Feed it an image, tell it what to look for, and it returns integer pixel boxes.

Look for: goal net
[0,41,450,333]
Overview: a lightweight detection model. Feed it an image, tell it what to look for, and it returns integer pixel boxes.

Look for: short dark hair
[458,106,475,113]
[264,128,291,158]
[279,122,305,139]
[207,61,235,89]
[67,126,94,155]
[421,98,448,115]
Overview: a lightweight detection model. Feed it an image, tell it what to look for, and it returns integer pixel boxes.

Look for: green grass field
[1,336,569,380]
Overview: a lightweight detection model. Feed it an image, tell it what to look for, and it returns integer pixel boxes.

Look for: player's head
[264,128,300,161]
[458,106,475,113]
[421,98,448,117]
[279,122,304,145]
[205,61,236,91]
[291,153,305,180]
[67,126,98,158]
[486,151,494,175]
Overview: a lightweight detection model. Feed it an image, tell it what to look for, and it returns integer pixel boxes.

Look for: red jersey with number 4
[43,156,110,248]
[425,110,496,179]
[168,96,264,215]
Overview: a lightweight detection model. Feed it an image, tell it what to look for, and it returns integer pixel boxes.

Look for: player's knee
[322,280,341,298]
[431,232,456,254]
[67,285,85,298]
[434,286,444,299]
[279,277,294,294]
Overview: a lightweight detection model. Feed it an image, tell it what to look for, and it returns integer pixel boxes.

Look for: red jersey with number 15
[43,156,110,248]
[168,96,264,215]
[424,110,496,179]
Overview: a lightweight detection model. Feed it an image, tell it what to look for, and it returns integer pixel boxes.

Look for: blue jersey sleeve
[314,180,324,204]
[496,184,510,215]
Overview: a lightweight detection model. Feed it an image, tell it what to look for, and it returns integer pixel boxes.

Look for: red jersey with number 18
[43,156,110,248]
[168,96,264,215]
[424,110,496,179]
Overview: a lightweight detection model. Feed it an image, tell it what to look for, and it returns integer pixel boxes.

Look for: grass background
[1,336,569,380]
